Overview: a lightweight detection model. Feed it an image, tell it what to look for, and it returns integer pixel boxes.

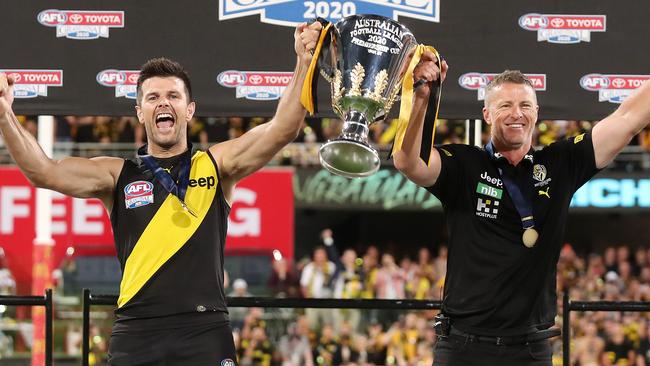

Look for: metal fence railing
[562,291,650,366]
[0,289,53,366]
[81,289,442,366]
[6,288,649,366]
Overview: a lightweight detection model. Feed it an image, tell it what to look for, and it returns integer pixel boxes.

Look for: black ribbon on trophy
[300,14,443,178]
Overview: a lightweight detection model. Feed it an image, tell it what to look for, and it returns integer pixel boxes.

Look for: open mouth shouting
[154,110,176,133]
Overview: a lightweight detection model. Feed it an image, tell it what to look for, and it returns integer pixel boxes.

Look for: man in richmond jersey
[394,54,650,365]
[0,23,322,365]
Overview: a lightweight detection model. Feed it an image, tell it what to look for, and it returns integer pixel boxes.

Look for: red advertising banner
[0,166,294,293]
[226,168,295,261]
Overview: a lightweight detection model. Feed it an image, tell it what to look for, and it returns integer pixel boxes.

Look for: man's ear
[186,102,196,121]
[135,105,144,124]
[482,106,491,125]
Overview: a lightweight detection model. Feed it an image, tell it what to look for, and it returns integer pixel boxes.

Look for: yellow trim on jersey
[118,151,217,308]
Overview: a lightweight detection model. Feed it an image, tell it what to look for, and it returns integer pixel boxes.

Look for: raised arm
[592,80,650,168]
[0,73,122,209]
[210,22,321,192]
[392,52,448,187]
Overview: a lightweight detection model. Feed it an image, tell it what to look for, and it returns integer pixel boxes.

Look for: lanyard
[485,142,535,230]
[137,145,196,217]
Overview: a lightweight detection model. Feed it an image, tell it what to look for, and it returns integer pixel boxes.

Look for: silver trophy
[317,14,418,178]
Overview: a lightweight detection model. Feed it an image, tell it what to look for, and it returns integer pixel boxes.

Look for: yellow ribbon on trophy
[391,45,443,166]
[301,21,332,115]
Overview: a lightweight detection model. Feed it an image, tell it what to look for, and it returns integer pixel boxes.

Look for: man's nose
[156,97,170,107]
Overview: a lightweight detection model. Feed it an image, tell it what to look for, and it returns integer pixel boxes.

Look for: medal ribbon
[137,144,194,215]
[485,142,535,230]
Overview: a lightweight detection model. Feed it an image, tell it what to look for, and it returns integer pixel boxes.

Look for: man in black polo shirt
[393,52,650,365]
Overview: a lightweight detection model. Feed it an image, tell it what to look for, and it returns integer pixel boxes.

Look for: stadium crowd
[217,230,650,366]
[5,115,650,151]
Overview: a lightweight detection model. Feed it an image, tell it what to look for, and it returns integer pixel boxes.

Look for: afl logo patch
[124,180,154,209]
[221,359,235,366]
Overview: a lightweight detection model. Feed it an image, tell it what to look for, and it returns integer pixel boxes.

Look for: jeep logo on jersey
[124,181,154,209]
[37,9,125,40]
[0,69,63,99]
[189,176,216,189]
[96,69,140,99]
[459,72,546,100]
[519,13,606,44]
[580,74,650,104]
[218,0,439,27]
[217,70,293,101]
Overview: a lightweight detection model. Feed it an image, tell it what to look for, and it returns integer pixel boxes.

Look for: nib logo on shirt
[476,182,502,199]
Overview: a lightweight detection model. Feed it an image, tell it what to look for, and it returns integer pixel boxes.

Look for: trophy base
[319,139,380,178]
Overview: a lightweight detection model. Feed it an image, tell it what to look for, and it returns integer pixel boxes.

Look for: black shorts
[108,312,237,366]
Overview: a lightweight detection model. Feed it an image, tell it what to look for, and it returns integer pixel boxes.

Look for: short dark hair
[136,57,192,104]
[485,70,534,94]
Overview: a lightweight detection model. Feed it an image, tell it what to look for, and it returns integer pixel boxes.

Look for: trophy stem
[340,111,369,144]
[318,111,380,178]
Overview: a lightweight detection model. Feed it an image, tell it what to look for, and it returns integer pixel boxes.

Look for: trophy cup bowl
[318,14,418,178]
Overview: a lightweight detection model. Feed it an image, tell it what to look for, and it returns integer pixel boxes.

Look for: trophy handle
[309,18,336,82]
[300,18,335,115]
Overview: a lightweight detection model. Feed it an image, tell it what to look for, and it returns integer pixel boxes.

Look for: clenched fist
[0,73,16,116]
[413,51,448,98]
[295,21,323,65]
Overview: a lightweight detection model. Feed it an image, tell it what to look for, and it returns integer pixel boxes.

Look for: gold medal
[175,196,198,217]
[522,228,538,248]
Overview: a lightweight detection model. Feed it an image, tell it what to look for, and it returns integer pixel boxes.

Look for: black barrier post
[563,291,570,366]
[45,289,53,366]
[82,289,90,366]
[0,290,52,366]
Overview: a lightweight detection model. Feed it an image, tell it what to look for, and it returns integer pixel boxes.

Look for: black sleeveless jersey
[110,148,230,320]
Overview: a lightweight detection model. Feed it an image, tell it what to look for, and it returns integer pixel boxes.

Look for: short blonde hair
[484,70,535,105]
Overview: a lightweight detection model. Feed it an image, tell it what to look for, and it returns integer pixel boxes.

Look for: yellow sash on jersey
[117,151,217,308]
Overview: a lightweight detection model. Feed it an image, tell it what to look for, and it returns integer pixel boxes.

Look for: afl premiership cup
[315,14,418,178]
